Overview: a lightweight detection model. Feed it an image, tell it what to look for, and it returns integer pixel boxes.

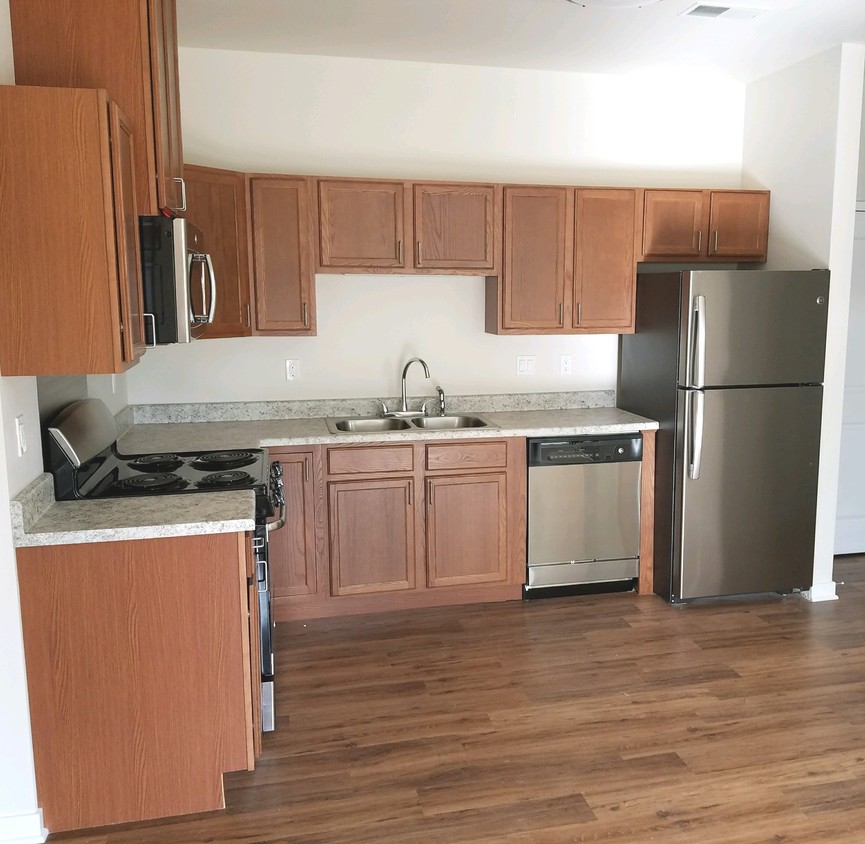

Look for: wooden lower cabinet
[426,473,508,587]
[16,532,256,833]
[268,450,317,598]
[328,477,417,595]
[269,437,526,620]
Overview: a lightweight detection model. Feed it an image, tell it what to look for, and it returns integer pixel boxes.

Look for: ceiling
[176,0,865,82]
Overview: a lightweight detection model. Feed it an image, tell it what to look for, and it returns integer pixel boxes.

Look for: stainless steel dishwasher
[526,435,642,594]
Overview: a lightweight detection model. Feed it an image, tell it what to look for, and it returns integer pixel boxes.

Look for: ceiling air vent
[686,4,730,16]
[681,3,765,20]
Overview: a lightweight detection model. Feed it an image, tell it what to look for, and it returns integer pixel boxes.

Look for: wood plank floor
[54,557,865,843]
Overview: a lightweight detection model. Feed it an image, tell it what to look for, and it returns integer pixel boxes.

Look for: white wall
[0,1,48,840]
[127,49,746,406]
[743,44,865,599]
[837,211,865,552]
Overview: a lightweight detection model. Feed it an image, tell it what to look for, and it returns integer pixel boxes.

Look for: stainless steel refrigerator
[618,269,829,602]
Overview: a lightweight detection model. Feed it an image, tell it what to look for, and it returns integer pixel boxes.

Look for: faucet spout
[400,357,430,413]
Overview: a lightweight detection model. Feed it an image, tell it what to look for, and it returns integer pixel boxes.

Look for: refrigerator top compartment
[677,269,829,389]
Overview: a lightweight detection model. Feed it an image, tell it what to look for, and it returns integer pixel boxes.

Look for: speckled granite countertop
[12,476,256,548]
[117,407,657,453]
[13,407,656,548]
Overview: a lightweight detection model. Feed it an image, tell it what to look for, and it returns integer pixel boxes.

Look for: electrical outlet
[516,355,536,375]
[15,415,27,456]
[560,355,573,376]
[285,359,299,381]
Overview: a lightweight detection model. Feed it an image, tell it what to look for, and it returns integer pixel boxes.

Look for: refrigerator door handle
[692,295,707,389]
[688,390,705,480]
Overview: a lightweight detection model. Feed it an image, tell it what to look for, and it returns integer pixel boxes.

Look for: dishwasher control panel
[528,435,642,466]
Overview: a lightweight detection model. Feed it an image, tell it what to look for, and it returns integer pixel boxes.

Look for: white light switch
[15,415,27,456]
[516,355,536,375]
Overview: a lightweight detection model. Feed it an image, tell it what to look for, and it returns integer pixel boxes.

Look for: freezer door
[674,385,822,600]
[679,270,829,388]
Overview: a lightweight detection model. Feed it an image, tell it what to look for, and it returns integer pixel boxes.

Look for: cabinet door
[642,189,709,258]
[573,189,636,331]
[269,453,317,598]
[148,0,184,213]
[501,186,570,330]
[250,177,316,334]
[318,180,408,269]
[427,473,508,587]
[413,183,497,271]
[184,165,253,338]
[707,191,770,260]
[328,478,416,596]
[9,0,181,216]
[109,102,147,366]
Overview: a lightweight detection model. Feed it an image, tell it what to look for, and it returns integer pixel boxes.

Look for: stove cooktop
[49,442,276,521]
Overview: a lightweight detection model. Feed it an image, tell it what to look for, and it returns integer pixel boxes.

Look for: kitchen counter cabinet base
[272,437,526,620]
[16,533,253,833]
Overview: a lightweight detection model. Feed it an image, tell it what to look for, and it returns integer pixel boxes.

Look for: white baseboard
[802,581,838,602]
[0,809,48,844]
[0,809,47,844]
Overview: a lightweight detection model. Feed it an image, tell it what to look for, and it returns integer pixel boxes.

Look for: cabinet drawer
[327,445,414,475]
[425,441,508,471]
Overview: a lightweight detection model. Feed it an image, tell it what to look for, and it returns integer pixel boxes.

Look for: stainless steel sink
[410,415,493,430]
[327,417,412,433]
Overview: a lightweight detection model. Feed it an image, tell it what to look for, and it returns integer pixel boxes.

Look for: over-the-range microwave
[139,216,216,344]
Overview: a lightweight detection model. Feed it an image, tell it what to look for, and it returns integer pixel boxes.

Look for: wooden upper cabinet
[707,191,770,260]
[0,86,144,375]
[250,177,316,335]
[183,165,253,338]
[642,188,770,261]
[317,180,408,269]
[573,189,636,331]
[500,187,570,330]
[641,189,708,258]
[316,178,499,273]
[488,185,637,335]
[413,183,497,271]
[10,0,184,216]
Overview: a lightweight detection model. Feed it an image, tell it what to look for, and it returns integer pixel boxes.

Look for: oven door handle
[266,501,286,533]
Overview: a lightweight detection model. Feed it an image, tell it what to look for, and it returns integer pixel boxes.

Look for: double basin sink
[326,414,496,434]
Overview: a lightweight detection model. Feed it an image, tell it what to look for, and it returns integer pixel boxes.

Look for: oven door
[254,524,275,733]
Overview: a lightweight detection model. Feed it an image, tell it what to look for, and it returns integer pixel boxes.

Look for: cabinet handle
[173,177,187,213]
[427,479,433,507]
[559,303,564,326]
[245,303,251,327]
[696,229,702,253]
[302,302,309,327]
[577,302,582,325]
[143,313,157,348]
[713,230,719,254]
[408,481,413,506]
[417,242,422,266]
[398,240,403,264]
[304,457,310,483]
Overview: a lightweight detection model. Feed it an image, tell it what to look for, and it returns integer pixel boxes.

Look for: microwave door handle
[204,253,217,324]
[187,253,208,323]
